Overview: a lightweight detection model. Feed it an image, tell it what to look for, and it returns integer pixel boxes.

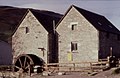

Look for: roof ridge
[57,5,120,34]
[72,5,104,17]
[30,9,63,18]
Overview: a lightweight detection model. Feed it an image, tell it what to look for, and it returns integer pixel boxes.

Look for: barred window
[71,42,78,51]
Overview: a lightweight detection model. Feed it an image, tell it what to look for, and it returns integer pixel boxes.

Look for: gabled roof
[31,9,62,33]
[73,5,120,34]
[57,5,120,34]
[0,6,62,41]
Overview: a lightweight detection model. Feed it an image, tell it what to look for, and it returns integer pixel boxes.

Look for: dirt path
[29,68,120,78]
[1,68,120,78]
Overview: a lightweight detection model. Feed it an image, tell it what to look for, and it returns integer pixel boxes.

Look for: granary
[56,5,120,63]
[0,6,62,68]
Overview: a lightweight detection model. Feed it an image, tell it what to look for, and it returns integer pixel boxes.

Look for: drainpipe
[53,20,56,34]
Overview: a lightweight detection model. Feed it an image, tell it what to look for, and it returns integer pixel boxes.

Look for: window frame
[69,22,78,31]
[71,42,78,52]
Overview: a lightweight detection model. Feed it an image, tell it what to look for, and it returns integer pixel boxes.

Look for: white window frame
[71,42,78,52]
[69,22,78,30]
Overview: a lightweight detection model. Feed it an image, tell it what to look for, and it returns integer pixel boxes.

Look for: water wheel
[14,54,45,73]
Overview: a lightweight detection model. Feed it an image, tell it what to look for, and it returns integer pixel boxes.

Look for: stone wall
[56,7,99,63]
[12,11,48,63]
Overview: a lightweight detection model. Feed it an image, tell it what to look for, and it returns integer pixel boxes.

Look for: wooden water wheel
[14,54,45,73]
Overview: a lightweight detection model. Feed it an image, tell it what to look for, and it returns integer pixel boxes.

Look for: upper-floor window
[71,24,77,30]
[69,22,78,30]
[26,27,29,34]
[71,42,78,51]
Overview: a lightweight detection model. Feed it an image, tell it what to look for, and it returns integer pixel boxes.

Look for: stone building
[0,5,120,67]
[0,6,62,65]
[56,5,120,63]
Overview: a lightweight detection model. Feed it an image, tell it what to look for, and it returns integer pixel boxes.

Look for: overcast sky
[0,0,120,29]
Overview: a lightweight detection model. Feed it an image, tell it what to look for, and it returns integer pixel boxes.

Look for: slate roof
[0,6,62,41]
[73,5,120,34]
[57,5,120,34]
[31,9,62,33]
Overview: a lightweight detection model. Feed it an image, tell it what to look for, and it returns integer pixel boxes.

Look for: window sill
[72,51,78,53]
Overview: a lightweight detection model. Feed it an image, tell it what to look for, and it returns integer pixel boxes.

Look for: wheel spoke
[25,65,29,70]
[19,58,23,68]
[14,55,34,73]
[25,62,30,70]
[15,66,21,70]
[24,57,27,68]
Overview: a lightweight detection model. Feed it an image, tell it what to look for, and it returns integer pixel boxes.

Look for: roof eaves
[30,9,50,33]
[73,5,120,35]
[56,5,73,29]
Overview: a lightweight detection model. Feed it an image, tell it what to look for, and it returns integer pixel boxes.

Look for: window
[26,27,29,34]
[69,22,78,30]
[71,24,77,30]
[71,42,78,51]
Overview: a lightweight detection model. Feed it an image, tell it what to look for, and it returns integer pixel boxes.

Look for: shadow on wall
[99,32,120,59]
[0,40,12,65]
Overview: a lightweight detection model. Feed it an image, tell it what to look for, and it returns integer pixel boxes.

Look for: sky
[0,0,120,29]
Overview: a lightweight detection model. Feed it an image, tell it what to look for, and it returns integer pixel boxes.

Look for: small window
[26,27,29,34]
[69,22,78,30]
[71,42,78,51]
[71,24,77,30]
[106,32,109,38]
